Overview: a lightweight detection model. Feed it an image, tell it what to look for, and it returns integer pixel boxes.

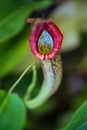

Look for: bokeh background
[0,0,87,130]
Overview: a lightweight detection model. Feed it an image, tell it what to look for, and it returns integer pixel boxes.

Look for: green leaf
[0,26,37,78]
[0,0,52,44]
[0,1,31,44]
[78,121,87,130]
[0,90,26,130]
[0,90,7,105]
[63,101,87,130]
[0,29,29,78]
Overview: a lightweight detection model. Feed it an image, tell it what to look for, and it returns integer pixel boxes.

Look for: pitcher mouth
[29,20,63,60]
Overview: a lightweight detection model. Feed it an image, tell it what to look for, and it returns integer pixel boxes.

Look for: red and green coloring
[25,18,63,108]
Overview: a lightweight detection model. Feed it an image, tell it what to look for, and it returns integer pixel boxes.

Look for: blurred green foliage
[0,0,51,78]
[0,90,26,130]
[63,101,87,130]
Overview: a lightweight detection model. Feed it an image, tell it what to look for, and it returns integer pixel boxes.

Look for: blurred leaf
[0,28,29,78]
[0,0,52,44]
[0,90,26,130]
[63,101,87,130]
[0,0,52,77]
[78,121,87,130]
[0,90,7,104]
[0,1,32,44]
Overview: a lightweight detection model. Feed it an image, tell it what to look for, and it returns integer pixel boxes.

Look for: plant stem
[8,63,35,94]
